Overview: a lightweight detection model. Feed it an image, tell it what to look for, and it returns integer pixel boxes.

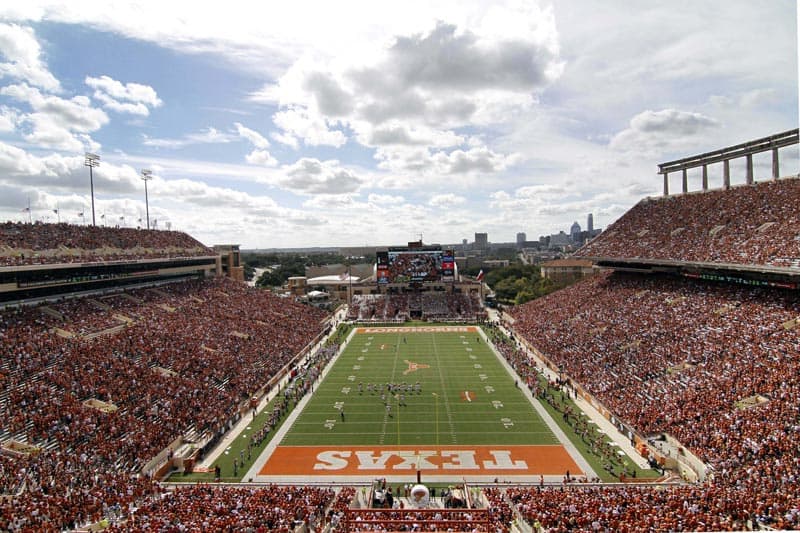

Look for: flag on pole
[476,269,485,282]
[53,209,58,214]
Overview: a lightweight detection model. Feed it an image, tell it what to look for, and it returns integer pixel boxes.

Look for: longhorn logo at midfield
[403,360,430,375]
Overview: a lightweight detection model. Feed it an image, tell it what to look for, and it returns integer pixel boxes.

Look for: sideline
[243,313,355,480]
[199,308,349,471]
[487,309,650,470]
[478,325,597,480]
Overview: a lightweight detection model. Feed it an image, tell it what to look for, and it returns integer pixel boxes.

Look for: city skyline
[0,1,797,248]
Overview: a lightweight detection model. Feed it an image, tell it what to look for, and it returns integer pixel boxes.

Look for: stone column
[682,169,688,193]
[663,172,669,196]
[746,154,753,184]
[723,160,730,189]
[772,147,780,179]
[702,165,708,190]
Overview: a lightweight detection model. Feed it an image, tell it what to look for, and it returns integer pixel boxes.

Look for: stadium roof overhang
[0,255,220,304]
[579,256,800,289]
[0,254,219,274]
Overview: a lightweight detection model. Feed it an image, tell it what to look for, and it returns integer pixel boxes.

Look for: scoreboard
[376,247,455,284]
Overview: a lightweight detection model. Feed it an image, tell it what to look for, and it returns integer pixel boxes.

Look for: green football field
[279,327,558,447]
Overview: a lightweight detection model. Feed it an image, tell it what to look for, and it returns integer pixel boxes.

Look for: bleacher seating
[0,276,329,531]
[575,177,800,268]
[104,485,335,532]
[3,173,800,531]
[0,221,214,266]
[504,270,800,529]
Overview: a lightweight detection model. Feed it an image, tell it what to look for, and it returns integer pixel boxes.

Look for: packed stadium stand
[0,223,331,532]
[576,177,800,270]
[503,177,800,531]
[0,221,213,266]
[104,484,337,532]
[2,173,800,531]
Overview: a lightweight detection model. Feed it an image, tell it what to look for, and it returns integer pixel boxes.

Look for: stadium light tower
[84,152,100,226]
[141,169,153,230]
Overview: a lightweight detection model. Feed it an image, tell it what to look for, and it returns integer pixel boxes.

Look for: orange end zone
[259,445,580,477]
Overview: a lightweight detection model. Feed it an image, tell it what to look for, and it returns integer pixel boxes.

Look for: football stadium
[0,128,798,532]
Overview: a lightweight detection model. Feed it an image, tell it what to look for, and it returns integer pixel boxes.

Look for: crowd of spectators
[4,175,800,531]
[336,508,495,532]
[0,221,214,266]
[575,177,800,268]
[348,292,483,321]
[105,484,335,532]
[249,345,339,452]
[0,276,329,531]
[506,270,800,530]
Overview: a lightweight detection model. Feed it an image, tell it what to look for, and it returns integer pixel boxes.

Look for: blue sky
[0,1,797,248]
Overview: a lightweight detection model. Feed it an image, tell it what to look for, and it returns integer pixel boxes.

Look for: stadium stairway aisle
[197,310,346,472]
[490,310,650,471]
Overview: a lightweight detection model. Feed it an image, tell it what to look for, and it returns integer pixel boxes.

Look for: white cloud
[0,23,60,92]
[278,157,362,194]
[302,71,354,117]
[245,149,277,167]
[609,109,721,156]
[234,122,270,149]
[0,2,794,247]
[367,193,405,205]
[0,105,19,131]
[376,21,561,92]
[1,83,108,151]
[362,122,464,148]
[270,130,299,150]
[372,144,518,188]
[302,193,356,210]
[0,145,329,238]
[85,75,162,116]
[709,88,781,110]
[142,127,235,149]
[428,193,466,208]
[257,16,559,170]
[513,184,569,200]
[234,122,278,166]
[435,146,518,174]
[272,106,347,147]
[0,140,72,177]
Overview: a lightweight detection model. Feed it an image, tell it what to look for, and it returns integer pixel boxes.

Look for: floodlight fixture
[84,153,100,226]
[141,169,153,230]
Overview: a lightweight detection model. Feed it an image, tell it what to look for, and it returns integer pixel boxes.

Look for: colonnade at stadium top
[658,128,799,195]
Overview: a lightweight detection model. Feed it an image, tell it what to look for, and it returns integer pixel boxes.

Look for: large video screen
[377,248,454,284]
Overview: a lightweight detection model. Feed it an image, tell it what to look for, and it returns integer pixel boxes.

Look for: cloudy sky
[0,1,797,249]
